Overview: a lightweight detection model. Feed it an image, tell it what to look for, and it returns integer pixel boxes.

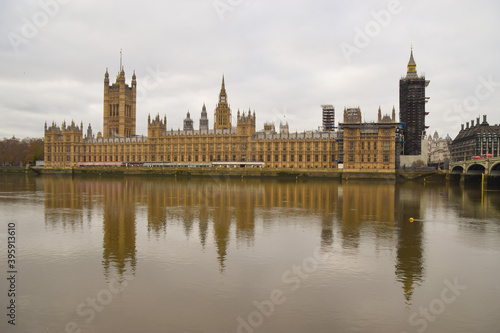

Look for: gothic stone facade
[339,107,401,171]
[45,69,341,169]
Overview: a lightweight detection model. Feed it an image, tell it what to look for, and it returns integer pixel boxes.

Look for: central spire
[214,75,231,130]
[219,75,227,103]
[221,75,226,94]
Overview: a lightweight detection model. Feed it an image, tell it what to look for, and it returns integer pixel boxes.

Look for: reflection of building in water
[100,180,138,278]
[181,184,196,238]
[44,175,348,274]
[318,182,339,249]
[145,181,168,236]
[394,184,425,305]
[44,177,83,228]
[198,202,210,248]
[44,176,84,229]
[259,180,339,220]
[447,185,500,221]
[235,187,256,247]
[141,178,341,271]
[212,185,233,272]
[43,177,138,279]
[340,182,395,250]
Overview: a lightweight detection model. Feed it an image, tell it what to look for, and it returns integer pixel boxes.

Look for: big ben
[399,47,430,156]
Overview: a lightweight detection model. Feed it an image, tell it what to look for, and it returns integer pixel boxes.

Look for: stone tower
[103,60,137,138]
[344,107,361,123]
[214,76,231,130]
[236,109,256,136]
[399,47,430,155]
[148,114,167,138]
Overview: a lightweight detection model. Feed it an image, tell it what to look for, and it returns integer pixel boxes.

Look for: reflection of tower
[320,212,334,248]
[340,184,361,250]
[235,186,255,246]
[198,202,209,248]
[181,183,195,238]
[320,181,339,249]
[102,180,137,278]
[146,181,167,236]
[44,177,84,228]
[395,184,425,305]
[340,182,396,250]
[213,186,232,272]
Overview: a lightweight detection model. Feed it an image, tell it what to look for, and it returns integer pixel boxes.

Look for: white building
[428,131,452,163]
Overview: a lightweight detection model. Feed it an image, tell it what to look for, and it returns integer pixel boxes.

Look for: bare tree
[0,137,44,166]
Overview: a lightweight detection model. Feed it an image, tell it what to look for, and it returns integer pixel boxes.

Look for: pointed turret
[132,70,136,87]
[87,123,93,138]
[104,68,109,85]
[200,103,209,130]
[406,47,418,78]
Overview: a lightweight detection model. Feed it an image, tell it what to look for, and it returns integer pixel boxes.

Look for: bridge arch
[467,163,486,174]
[491,162,500,176]
[451,165,464,174]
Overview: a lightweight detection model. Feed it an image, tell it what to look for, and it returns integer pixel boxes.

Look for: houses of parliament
[44,56,409,171]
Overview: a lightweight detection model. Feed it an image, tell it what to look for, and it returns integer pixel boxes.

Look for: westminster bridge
[450,156,500,176]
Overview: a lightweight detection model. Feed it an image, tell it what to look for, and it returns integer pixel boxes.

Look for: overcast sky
[1,0,499,140]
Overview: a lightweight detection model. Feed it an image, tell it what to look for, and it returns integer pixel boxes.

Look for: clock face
[221,97,226,102]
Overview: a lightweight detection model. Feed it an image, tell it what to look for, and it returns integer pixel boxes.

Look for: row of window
[48,153,338,164]
[344,129,391,136]
[48,142,339,154]
[345,154,391,163]
[348,141,391,151]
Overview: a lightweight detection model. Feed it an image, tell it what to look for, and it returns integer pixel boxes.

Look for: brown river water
[1,174,499,333]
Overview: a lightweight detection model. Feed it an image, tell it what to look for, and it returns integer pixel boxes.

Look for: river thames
[1,174,499,333]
